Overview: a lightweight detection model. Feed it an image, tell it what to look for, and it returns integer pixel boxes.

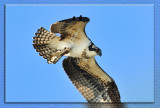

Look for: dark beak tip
[99,52,102,57]
[100,54,102,57]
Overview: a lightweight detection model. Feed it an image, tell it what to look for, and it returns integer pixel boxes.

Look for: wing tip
[59,15,90,22]
[72,16,76,20]
[78,15,90,22]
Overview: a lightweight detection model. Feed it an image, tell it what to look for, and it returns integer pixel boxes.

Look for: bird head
[88,42,102,57]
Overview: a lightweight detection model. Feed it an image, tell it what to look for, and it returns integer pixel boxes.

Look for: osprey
[33,15,121,103]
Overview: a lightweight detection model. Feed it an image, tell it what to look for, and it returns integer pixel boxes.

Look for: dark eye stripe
[89,43,95,51]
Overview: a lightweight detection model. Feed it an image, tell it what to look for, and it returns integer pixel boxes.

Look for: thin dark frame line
[153,4,155,103]
[4,4,6,103]
[4,102,154,104]
[5,4,154,6]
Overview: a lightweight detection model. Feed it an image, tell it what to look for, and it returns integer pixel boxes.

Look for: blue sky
[6,5,154,102]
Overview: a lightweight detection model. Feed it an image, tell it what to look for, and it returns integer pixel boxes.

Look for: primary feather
[63,57,121,103]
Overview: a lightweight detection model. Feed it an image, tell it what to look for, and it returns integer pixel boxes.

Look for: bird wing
[62,57,121,103]
[50,16,90,40]
[33,27,70,64]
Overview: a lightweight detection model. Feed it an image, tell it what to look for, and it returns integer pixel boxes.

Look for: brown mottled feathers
[33,27,68,64]
[63,57,121,103]
[50,16,90,40]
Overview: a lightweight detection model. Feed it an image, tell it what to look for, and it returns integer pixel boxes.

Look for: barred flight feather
[63,57,121,103]
[33,27,61,64]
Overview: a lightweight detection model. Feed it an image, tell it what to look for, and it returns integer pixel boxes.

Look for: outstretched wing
[63,57,121,103]
[50,15,90,40]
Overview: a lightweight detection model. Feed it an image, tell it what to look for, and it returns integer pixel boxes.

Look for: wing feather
[33,27,69,64]
[62,57,121,103]
[50,16,90,40]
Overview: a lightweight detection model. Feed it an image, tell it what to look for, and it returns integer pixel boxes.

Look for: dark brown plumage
[50,16,90,40]
[63,57,121,103]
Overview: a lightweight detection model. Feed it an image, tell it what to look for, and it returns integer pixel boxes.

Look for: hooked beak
[98,51,102,57]
[95,48,102,57]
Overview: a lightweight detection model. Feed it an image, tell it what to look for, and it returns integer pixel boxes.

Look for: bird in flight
[33,15,121,103]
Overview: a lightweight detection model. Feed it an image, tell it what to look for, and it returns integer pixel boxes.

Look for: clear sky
[6,5,154,102]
